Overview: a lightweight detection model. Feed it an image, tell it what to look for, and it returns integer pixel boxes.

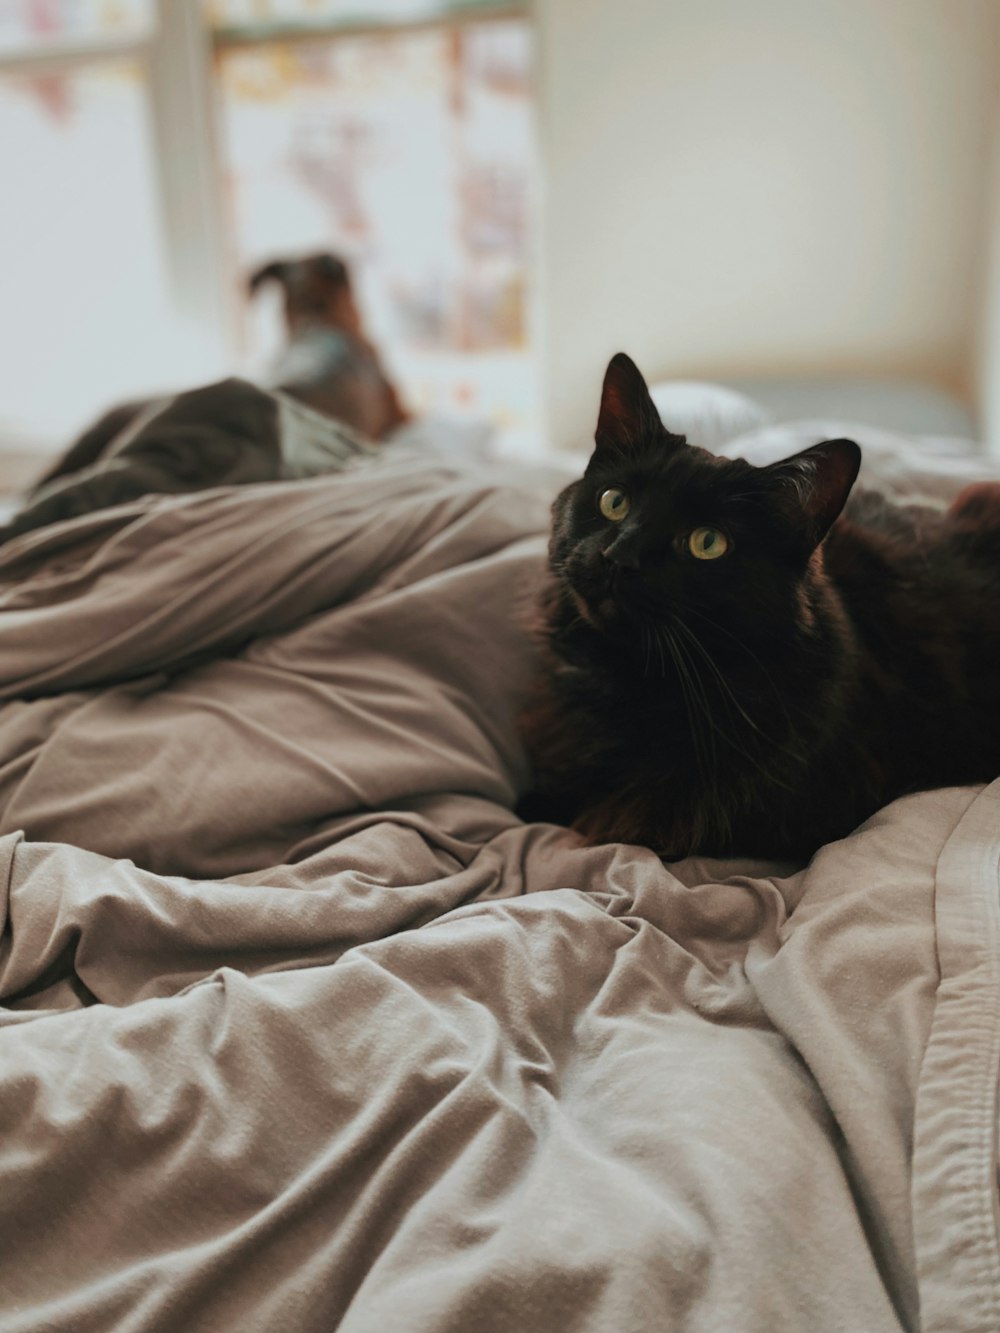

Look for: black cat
[520,352,1000,861]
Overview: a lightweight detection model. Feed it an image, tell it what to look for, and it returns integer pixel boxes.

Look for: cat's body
[521,354,1000,861]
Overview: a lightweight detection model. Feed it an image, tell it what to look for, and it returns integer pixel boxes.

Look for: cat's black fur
[520,352,1000,861]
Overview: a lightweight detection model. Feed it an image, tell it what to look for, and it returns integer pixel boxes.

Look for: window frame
[0,0,529,372]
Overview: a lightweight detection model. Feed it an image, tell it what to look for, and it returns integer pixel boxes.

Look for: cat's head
[549,353,861,637]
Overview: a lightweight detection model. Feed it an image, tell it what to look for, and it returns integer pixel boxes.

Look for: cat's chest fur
[527,585,859,859]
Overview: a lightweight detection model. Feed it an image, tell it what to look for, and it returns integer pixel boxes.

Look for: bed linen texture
[0,432,998,1332]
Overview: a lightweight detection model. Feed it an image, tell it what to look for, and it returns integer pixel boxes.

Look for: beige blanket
[0,443,997,1331]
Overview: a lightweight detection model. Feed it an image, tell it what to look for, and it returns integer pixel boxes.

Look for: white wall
[534,0,1000,450]
[977,82,1000,456]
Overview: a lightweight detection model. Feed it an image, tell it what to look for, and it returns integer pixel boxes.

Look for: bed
[0,384,998,1332]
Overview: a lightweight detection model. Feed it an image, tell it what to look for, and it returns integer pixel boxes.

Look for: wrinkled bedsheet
[0,437,998,1332]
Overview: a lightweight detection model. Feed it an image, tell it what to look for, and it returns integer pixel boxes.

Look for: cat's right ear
[595,353,666,453]
[766,438,862,550]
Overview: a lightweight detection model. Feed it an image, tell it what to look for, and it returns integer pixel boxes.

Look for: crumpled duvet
[0,434,998,1332]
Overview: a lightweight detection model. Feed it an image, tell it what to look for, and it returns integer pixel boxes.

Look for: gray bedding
[2,378,374,546]
[0,420,998,1331]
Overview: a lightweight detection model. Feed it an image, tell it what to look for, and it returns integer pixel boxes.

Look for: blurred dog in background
[31,251,408,493]
[247,251,407,440]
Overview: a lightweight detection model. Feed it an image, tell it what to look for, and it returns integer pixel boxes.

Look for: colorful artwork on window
[216,18,538,448]
[0,1,152,55]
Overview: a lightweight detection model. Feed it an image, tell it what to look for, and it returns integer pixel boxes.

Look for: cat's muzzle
[570,562,646,627]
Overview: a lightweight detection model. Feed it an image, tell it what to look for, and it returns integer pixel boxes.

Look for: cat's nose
[602,540,641,571]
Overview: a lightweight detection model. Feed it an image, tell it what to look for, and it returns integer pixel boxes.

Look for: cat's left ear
[595,353,669,452]
[766,438,862,549]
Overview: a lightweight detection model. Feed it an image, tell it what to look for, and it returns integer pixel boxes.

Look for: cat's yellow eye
[598,488,630,522]
[688,526,729,560]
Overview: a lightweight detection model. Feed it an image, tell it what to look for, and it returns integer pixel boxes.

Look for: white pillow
[720,419,999,507]
[383,413,496,462]
[726,377,976,440]
[648,380,771,451]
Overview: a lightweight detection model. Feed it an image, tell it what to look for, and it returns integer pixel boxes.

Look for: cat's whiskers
[640,623,654,678]
[657,623,717,781]
[672,617,771,740]
[660,622,740,847]
[661,617,796,792]
[654,623,667,678]
[681,602,795,733]
[677,629,722,776]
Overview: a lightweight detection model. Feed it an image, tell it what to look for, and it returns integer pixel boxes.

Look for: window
[0,0,536,455]
[0,1,153,54]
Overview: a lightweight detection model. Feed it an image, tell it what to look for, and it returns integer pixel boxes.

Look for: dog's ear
[247,261,289,298]
[313,253,349,287]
